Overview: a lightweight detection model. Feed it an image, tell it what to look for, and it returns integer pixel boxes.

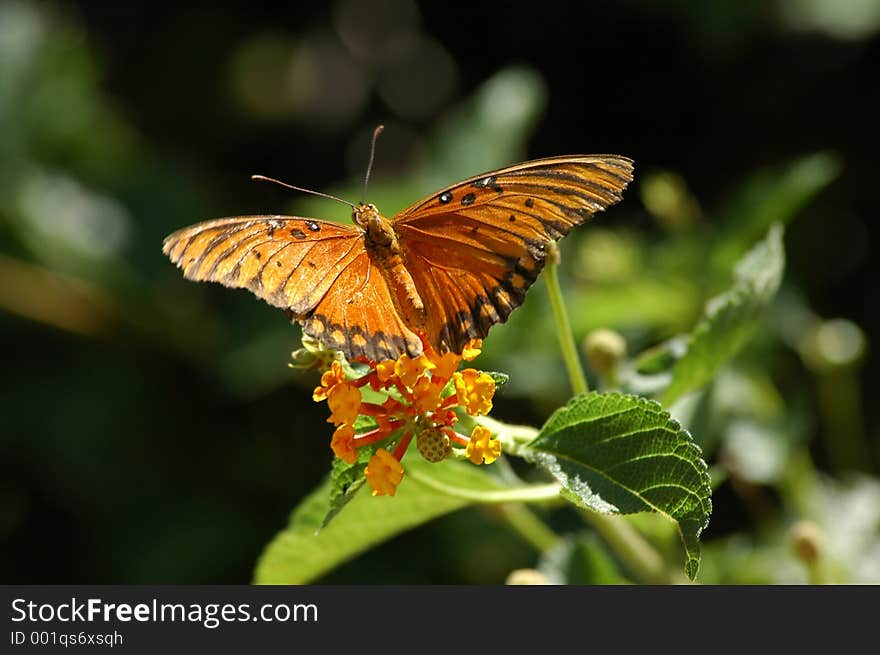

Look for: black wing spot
[306,221,321,232]
[267,218,284,237]
[461,193,476,206]
[276,260,282,267]
[525,198,534,208]
[307,261,316,268]
[439,191,453,204]
[509,214,516,222]
[290,228,306,239]
[472,176,503,193]
[254,251,262,260]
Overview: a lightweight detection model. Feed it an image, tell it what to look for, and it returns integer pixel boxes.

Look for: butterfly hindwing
[393,155,634,353]
[303,251,422,361]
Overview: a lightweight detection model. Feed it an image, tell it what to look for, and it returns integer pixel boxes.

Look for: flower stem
[407,466,561,504]
[543,246,589,395]
[495,503,562,553]
[407,467,561,553]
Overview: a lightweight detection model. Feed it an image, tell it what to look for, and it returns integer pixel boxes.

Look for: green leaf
[321,414,380,528]
[486,371,510,387]
[253,457,505,584]
[526,392,712,580]
[322,453,369,529]
[659,223,785,406]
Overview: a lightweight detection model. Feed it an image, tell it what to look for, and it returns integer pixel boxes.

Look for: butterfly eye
[352,205,369,228]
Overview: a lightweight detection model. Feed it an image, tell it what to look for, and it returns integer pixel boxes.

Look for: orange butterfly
[163,152,633,362]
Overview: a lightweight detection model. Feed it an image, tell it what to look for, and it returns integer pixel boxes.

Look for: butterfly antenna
[362,124,384,204]
[251,175,355,209]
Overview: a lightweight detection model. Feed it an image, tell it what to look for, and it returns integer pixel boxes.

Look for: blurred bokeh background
[1,0,878,584]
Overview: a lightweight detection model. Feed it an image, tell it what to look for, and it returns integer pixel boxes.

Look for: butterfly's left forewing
[163,215,422,361]
[392,155,634,353]
[162,215,363,311]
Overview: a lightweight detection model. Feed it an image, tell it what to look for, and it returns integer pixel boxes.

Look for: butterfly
[163,153,633,362]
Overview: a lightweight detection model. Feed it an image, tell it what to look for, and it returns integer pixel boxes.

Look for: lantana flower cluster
[312,336,501,496]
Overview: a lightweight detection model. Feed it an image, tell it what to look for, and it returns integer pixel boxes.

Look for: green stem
[817,367,872,474]
[805,559,832,585]
[544,249,589,395]
[407,468,561,554]
[407,467,561,504]
[544,246,685,582]
[495,503,563,553]
[580,509,690,584]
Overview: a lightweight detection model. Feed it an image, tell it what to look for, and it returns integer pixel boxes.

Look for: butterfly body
[163,154,634,362]
[353,202,426,341]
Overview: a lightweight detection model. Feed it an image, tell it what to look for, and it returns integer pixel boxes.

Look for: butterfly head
[352,202,380,228]
[353,202,396,249]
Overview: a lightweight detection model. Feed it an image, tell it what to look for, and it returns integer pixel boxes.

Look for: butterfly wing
[302,249,422,361]
[162,215,421,361]
[392,155,634,353]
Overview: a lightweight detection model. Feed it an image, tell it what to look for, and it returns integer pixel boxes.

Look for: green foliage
[538,535,631,585]
[659,223,786,406]
[323,427,374,528]
[525,392,712,580]
[254,457,504,584]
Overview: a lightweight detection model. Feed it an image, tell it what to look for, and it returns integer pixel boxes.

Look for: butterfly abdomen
[380,252,427,329]
[360,209,427,338]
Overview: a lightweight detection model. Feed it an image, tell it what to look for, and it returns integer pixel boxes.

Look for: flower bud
[416,428,452,463]
[505,568,551,585]
[583,328,627,375]
[789,520,825,565]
